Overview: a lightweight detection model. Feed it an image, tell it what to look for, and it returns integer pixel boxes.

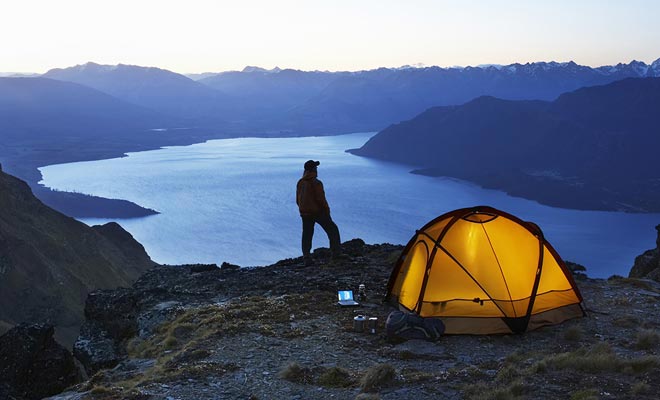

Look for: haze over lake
[40,132,659,278]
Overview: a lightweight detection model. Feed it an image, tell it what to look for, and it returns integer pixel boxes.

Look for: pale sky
[1,0,659,74]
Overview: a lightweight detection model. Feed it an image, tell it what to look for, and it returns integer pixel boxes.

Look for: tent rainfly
[386,206,585,334]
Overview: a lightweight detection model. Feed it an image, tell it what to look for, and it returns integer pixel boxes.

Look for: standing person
[296,160,341,265]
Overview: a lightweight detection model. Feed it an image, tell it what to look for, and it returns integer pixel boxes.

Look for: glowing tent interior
[386,206,584,334]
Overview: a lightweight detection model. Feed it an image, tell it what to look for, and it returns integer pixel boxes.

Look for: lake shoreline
[6,129,353,219]
[38,133,660,278]
[27,125,655,218]
[409,168,654,214]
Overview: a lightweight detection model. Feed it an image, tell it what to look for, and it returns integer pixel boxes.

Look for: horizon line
[3,55,660,77]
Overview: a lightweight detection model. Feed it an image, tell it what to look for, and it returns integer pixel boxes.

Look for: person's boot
[303,255,313,267]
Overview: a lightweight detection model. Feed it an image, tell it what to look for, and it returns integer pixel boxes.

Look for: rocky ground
[26,238,657,400]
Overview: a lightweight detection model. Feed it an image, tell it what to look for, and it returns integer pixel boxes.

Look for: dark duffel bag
[386,310,445,341]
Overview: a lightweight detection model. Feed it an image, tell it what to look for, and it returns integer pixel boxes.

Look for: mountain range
[1,57,659,216]
[43,63,233,126]
[350,77,660,212]
[40,58,660,133]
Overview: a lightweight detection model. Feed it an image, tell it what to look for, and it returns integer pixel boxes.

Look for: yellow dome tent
[386,206,584,334]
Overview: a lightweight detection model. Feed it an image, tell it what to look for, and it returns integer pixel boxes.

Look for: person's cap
[304,160,320,170]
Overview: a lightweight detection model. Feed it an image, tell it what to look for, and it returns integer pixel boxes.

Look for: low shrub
[635,329,660,351]
[360,363,396,393]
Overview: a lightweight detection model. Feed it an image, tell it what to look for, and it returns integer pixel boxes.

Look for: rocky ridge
[19,239,658,400]
[0,169,155,345]
[0,323,80,400]
[629,225,660,280]
[350,78,660,213]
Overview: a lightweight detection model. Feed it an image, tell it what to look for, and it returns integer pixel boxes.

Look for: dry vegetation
[49,247,660,400]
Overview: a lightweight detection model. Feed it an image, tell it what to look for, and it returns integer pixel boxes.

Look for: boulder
[74,288,139,374]
[0,323,80,400]
[629,224,660,280]
[220,262,240,271]
[73,322,123,375]
[84,288,139,342]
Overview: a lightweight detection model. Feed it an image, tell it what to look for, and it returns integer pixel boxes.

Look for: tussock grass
[528,359,548,374]
[278,362,314,384]
[464,379,526,400]
[504,350,528,364]
[544,342,618,372]
[163,336,178,349]
[611,296,631,306]
[635,329,660,350]
[495,364,520,383]
[161,361,238,382]
[607,275,658,293]
[114,296,304,390]
[89,385,112,395]
[563,326,583,341]
[630,381,650,395]
[360,363,396,393]
[399,368,435,384]
[613,315,639,328]
[85,385,148,399]
[128,296,296,359]
[617,278,657,291]
[569,388,599,400]
[317,366,353,388]
[355,394,381,400]
[624,356,660,373]
[537,342,660,374]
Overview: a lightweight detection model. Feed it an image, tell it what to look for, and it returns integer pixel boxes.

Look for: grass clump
[163,335,178,349]
[631,381,650,395]
[278,362,314,384]
[540,342,660,374]
[317,366,353,388]
[563,326,583,341]
[89,386,112,395]
[355,394,381,400]
[128,296,296,359]
[634,329,660,350]
[611,296,631,306]
[528,359,548,374]
[504,349,529,364]
[86,386,148,399]
[544,342,618,373]
[618,278,656,291]
[495,364,520,383]
[613,315,639,328]
[569,388,599,400]
[463,379,526,400]
[360,363,396,393]
[625,356,660,373]
[399,368,435,384]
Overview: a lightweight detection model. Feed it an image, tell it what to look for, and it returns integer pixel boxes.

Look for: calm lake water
[39,132,659,278]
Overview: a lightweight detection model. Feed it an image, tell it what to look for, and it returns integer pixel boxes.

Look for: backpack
[385,310,445,341]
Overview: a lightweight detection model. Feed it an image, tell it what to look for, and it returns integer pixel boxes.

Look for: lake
[39,132,659,278]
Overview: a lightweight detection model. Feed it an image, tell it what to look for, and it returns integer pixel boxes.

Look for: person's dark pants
[301,213,341,257]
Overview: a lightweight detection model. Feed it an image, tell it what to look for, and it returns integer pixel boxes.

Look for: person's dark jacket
[296,170,330,216]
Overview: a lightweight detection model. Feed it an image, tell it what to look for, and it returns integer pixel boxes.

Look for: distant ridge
[350,77,660,212]
[43,62,234,125]
[200,58,660,133]
[0,76,179,217]
[43,58,660,134]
